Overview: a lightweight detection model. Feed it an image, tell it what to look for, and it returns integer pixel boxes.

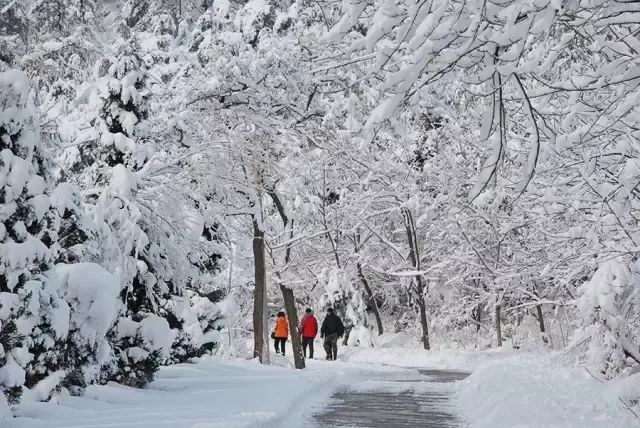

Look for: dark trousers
[302,337,314,359]
[323,333,339,359]
[274,337,287,355]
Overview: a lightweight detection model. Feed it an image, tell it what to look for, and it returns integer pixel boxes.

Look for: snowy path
[8,355,469,428]
[311,369,469,428]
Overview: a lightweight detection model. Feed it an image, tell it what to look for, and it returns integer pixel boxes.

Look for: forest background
[1,0,639,416]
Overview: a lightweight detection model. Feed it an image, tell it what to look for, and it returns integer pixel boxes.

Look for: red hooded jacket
[299,314,318,338]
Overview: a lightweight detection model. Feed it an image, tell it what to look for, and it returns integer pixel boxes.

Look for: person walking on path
[299,308,318,359]
[320,307,344,361]
[272,311,288,356]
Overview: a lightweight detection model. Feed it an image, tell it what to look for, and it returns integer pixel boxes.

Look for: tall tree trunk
[474,303,482,333]
[473,303,483,349]
[535,303,550,345]
[252,219,268,362]
[536,304,546,334]
[402,208,430,350]
[533,287,549,344]
[268,189,305,369]
[417,298,430,350]
[280,284,305,369]
[357,263,383,336]
[495,303,503,347]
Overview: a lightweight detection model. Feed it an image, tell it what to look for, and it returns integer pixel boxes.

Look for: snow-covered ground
[5,345,411,428]
[4,338,639,428]
[455,353,640,428]
[358,333,639,428]
[7,357,329,428]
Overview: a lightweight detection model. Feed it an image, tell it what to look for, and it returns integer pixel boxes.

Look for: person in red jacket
[299,308,318,359]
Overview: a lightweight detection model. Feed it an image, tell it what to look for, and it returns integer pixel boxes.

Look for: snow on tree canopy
[139,315,174,359]
[0,68,67,404]
[49,263,120,346]
[0,69,31,137]
[0,69,53,289]
[319,268,368,330]
[6,0,640,421]
[1,70,51,269]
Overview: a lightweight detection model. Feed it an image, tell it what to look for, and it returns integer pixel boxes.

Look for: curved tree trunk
[358,262,383,336]
[268,189,305,369]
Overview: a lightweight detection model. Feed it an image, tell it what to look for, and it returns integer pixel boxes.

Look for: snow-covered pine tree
[130,22,227,364]
[29,0,98,36]
[41,182,122,394]
[28,0,67,37]
[123,0,206,32]
[0,68,70,403]
[47,183,89,265]
[319,268,369,344]
[0,1,28,65]
[66,0,99,27]
[85,40,167,387]
[90,33,224,384]
[166,220,225,363]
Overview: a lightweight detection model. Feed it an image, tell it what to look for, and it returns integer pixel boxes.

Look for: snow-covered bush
[574,260,640,379]
[319,268,369,342]
[611,371,640,416]
[168,287,225,363]
[346,325,374,348]
[109,314,173,388]
[47,263,120,392]
[47,183,91,264]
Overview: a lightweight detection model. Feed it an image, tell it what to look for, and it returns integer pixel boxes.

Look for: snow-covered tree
[574,261,640,379]
[1,0,639,407]
[0,1,28,66]
[0,69,68,403]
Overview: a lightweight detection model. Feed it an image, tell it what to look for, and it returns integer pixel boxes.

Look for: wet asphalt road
[312,369,469,428]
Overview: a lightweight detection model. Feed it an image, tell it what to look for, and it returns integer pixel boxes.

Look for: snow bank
[7,357,350,428]
[375,331,415,348]
[609,372,640,415]
[456,354,638,428]
[347,325,374,348]
[0,393,9,420]
[347,332,505,371]
[23,371,66,402]
[0,354,25,390]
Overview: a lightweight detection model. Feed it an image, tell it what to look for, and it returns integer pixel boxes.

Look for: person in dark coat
[320,307,344,361]
[299,308,318,359]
